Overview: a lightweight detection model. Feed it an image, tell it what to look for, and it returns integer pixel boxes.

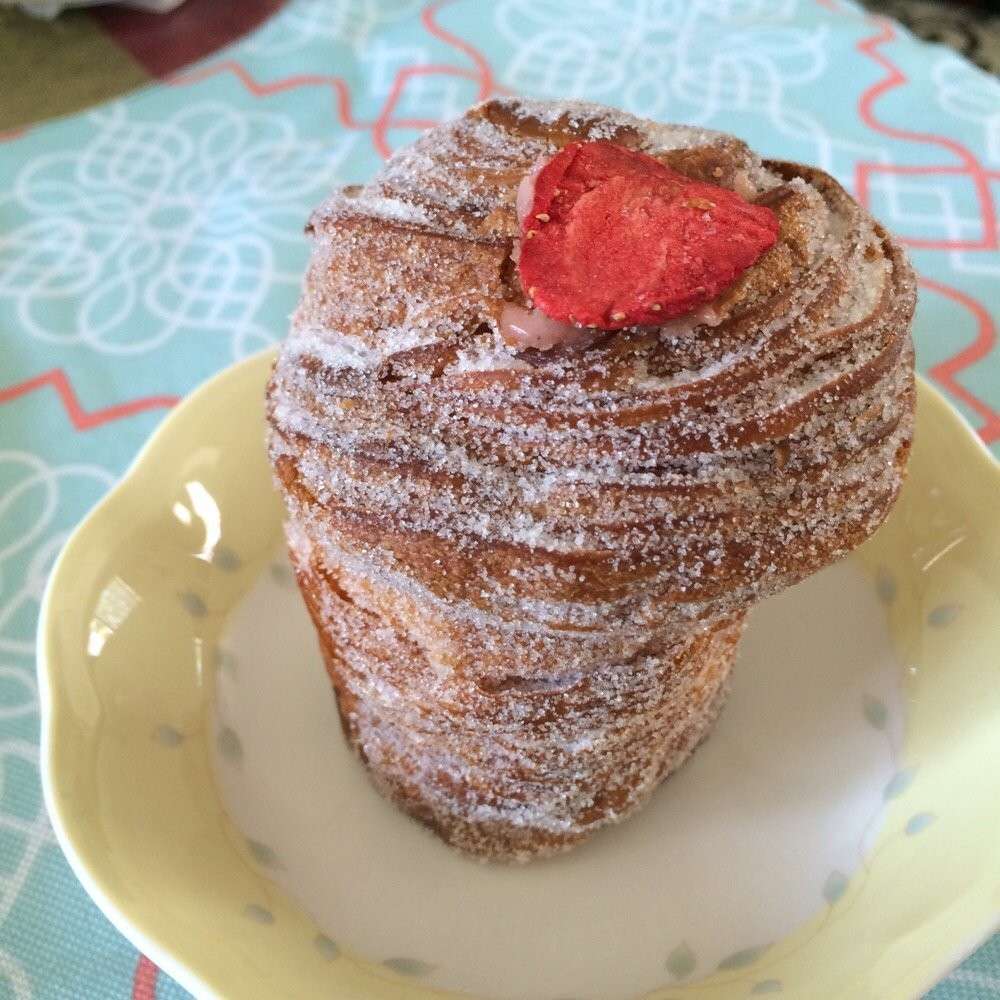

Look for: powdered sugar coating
[267,98,917,861]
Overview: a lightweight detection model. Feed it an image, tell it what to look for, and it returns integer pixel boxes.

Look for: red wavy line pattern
[849,13,1000,442]
[0,369,178,431]
[921,277,1000,443]
[169,0,498,159]
[854,20,999,251]
[131,956,159,1000]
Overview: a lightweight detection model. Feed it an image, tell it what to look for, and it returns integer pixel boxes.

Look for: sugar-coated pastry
[267,98,916,861]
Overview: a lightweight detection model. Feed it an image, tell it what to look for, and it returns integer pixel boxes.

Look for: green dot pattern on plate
[154,724,184,748]
[823,870,849,904]
[314,934,339,960]
[751,981,784,994]
[217,726,243,764]
[243,904,274,925]
[883,768,917,800]
[212,546,242,571]
[665,941,697,980]
[717,944,768,970]
[927,604,961,627]
[905,811,937,835]
[215,646,237,675]
[382,957,435,976]
[179,591,207,617]
[862,694,888,730]
[875,567,897,604]
[246,838,281,869]
[270,562,293,585]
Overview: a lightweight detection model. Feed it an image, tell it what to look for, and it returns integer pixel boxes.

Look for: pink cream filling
[500,302,592,351]
[505,155,587,350]
[515,154,550,227]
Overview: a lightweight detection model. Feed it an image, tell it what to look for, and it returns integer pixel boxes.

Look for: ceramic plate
[39,349,1000,1000]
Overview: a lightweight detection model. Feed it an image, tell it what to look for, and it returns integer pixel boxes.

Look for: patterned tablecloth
[0,1,998,997]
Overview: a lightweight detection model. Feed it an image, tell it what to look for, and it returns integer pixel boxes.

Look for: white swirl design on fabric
[494,0,888,185]
[0,102,357,359]
[244,0,425,56]
[0,453,114,657]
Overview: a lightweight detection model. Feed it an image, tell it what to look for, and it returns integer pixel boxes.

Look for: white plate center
[213,556,902,1000]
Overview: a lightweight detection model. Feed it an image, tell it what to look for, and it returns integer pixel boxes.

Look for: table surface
[0,1,998,997]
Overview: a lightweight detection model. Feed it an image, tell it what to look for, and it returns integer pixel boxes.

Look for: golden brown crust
[290,527,743,861]
[266,98,916,861]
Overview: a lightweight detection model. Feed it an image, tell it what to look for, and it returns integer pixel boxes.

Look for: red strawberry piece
[517,140,780,330]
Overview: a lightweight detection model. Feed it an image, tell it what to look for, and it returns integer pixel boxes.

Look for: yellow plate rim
[37,351,1000,1000]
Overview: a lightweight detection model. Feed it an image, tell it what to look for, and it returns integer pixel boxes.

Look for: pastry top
[288,97,786,362]
[268,97,916,637]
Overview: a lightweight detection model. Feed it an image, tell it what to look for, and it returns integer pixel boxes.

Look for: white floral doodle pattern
[932,54,1000,165]
[494,0,889,185]
[0,451,111,999]
[244,0,425,57]
[0,102,357,360]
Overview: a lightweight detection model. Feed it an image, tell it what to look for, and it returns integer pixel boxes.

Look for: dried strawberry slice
[517,140,780,329]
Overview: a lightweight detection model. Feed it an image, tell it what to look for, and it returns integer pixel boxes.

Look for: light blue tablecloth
[0,1,997,995]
